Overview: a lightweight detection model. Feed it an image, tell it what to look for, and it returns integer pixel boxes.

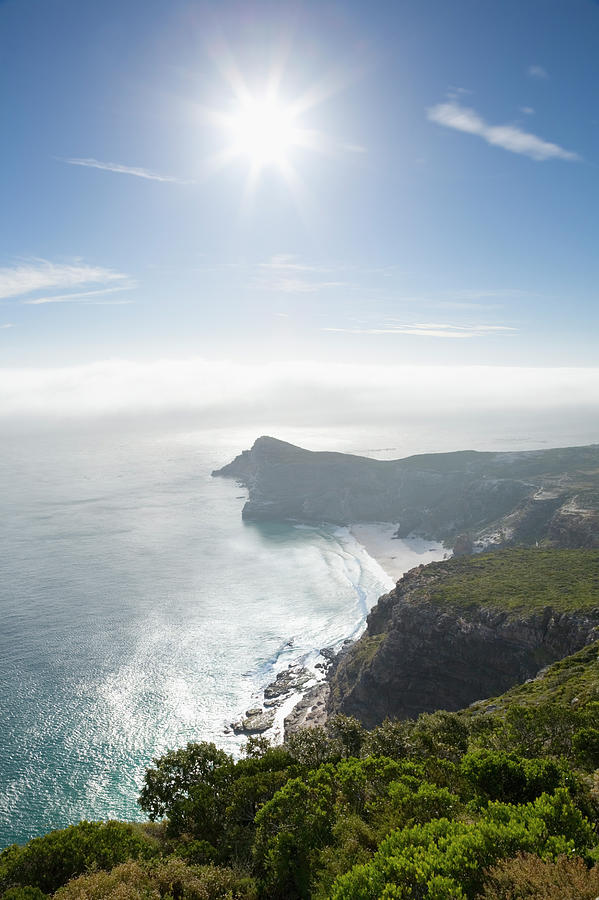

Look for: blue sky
[1,0,598,385]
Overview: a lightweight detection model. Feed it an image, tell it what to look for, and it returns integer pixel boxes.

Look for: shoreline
[228,523,449,741]
[349,522,449,583]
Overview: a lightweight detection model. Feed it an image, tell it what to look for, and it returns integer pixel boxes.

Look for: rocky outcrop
[284,683,330,735]
[231,707,275,734]
[327,551,599,728]
[213,437,599,549]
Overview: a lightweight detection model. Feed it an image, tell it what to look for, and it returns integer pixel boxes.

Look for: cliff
[327,548,599,727]
[213,436,599,549]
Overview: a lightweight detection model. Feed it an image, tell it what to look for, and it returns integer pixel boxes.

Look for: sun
[225,95,303,168]
[204,58,351,201]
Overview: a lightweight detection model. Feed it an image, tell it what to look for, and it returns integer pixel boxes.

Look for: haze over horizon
[1,0,598,431]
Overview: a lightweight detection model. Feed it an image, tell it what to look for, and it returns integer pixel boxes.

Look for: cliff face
[327,549,599,728]
[213,436,599,549]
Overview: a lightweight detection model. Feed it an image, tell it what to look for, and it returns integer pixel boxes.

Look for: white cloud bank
[1,359,598,427]
[427,101,579,161]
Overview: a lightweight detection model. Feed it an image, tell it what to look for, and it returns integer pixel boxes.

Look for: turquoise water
[0,426,408,848]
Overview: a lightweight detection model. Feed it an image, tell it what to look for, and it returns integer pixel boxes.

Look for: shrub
[330,789,594,899]
[460,750,565,804]
[1,889,48,900]
[573,727,599,769]
[387,781,461,826]
[138,742,234,840]
[253,766,337,899]
[0,821,155,895]
[480,851,599,899]
[53,857,257,900]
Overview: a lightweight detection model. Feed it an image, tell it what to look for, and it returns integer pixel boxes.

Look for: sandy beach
[350,522,448,583]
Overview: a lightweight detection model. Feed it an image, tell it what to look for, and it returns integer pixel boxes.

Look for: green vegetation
[469,640,599,712]
[3,552,599,899]
[2,687,599,899]
[406,548,599,616]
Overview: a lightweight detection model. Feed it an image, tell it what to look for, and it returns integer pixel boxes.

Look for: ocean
[2,418,597,849]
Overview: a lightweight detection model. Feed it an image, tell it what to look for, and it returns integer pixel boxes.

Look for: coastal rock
[284,683,330,736]
[232,708,275,735]
[263,666,312,703]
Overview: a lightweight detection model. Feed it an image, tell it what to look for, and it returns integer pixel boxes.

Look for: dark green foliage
[460,750,566,803]
[387,781,461,825]
[1,888,48,900]
[138,742,235,841]
[0,821,155,895]
[326,715,366,759]
[253,765,337,899]
[573,727,599,769]
[138,740,300,865]
[285,726,337,768]
[330,789,594,899]
[362,710,469,765]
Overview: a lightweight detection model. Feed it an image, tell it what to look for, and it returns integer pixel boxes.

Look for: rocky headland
[213,436,599,550]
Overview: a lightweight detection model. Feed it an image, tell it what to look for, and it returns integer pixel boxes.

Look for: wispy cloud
[324,322,517,339]
[61,157,191,184]
[427,101,579,161]
[0,260,130,301]
[433,301,504,311]
[258,254,329,273]
[1,323,14,329]
[256,255,347,293]
[341,143,367,154]
[447,85,473,100]
[520,106,535,116]
[22,286,132,305]
[528,65,549,80]
[272,278,348,293]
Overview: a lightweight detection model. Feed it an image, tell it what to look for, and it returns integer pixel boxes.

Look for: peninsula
[213,435,599,550]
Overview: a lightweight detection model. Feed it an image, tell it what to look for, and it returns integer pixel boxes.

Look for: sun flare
[225,95,302,167]
[205,60,348,200]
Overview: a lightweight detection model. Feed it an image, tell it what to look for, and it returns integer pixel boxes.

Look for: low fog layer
[2,359,599,424]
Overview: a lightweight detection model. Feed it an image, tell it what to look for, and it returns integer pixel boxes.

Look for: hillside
[327,548,599,727]
[468,637,599,715]
[213,436,599,549]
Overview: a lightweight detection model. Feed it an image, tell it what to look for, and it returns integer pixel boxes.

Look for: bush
[53,857,257,900]
[573,727,599,769]
[330,789,594,899]
[480,851,599,899]
[1,889,48,900]
[253,766,337,899]
[387,781,461,826]
[0,821,156,895]
[138,742,235,840]
[460,750,566,804]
